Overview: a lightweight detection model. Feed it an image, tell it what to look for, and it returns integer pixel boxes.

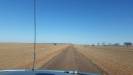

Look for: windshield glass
[0,0,133,75]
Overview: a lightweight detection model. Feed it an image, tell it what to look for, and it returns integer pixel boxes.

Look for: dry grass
[76,46,133,75]
[0,43,68,69]
[1,43,133,75]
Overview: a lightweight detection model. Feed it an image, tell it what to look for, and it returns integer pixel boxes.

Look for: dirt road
[41,46,105,74]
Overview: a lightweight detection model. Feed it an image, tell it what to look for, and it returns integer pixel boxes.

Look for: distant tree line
[89,42,132,47]
[124,42,132,47]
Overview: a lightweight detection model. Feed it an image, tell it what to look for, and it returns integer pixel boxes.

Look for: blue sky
[0,0,133,44]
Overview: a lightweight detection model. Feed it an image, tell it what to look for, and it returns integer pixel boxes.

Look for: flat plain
[76,45,133,75]
[0,43,133,75]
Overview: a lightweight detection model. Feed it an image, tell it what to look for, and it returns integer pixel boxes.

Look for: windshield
[0,0,133,75]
